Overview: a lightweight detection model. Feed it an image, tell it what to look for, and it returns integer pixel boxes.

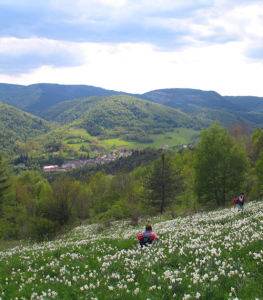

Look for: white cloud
[101,0,126,8]
[1,40,262,96]
[0,37,69,56]
[0,0,262,96]
[0,37,85,73]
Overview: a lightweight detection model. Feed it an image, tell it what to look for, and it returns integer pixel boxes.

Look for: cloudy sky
[0,0,262,96]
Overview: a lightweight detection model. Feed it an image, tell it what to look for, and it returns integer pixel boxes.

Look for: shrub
[99,204,124,221]
[28,217,59,242]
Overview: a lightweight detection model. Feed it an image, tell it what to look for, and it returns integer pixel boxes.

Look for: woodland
[1,84,263,243]
[1,121,263,243]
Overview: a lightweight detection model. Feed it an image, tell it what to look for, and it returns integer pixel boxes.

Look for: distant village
[15,144,188,172]
[41,144,189,172]
[43,150,132,172]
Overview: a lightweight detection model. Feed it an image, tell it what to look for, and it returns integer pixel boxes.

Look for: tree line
[1,122,263,242]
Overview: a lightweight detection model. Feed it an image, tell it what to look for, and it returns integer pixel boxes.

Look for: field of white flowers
[1,201,263,300]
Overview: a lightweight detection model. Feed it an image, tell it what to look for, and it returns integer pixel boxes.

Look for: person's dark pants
[140,239,154,248]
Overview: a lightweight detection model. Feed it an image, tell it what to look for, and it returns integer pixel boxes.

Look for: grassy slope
[1,201,263,299]
[100,127,199,149]
[39,127,199,153]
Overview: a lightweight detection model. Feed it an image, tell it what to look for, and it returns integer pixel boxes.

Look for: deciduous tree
[250,128,263,165]
[44,176,82,225]
[194,123,248,207]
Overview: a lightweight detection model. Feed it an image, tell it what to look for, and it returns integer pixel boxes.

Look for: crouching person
[138,224,160,248]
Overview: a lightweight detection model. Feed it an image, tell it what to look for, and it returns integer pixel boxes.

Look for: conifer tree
[0,155,12,217]
[144,153,181,214]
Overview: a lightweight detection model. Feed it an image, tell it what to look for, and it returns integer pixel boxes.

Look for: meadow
[1,201,263,300]
[100,128,199,149]
[38,127,199,156]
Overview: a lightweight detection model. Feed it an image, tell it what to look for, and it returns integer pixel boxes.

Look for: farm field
[64,127,200,151]
[1,201,263,299]
[100,128,200,149]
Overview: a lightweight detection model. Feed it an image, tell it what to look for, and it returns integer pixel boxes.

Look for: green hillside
[46,95,209,141]
[0,94,207,164]
[183,106,247,128]
[140,88,242,110]
[39,95,113,123]
[33,95,206,161]
[139,89,263,128]
[0,101,52,157]
[225,95,263,111]
[1,83,263,129]
[224,96,263,126]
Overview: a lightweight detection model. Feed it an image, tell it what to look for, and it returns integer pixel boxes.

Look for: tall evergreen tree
[144,153,181,214]
[194,123,248,207]
[0,155,12,217]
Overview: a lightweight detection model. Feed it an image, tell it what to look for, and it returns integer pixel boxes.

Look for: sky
[0,0,262,96]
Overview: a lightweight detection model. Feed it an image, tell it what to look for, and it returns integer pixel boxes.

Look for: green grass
[100,127,200,149]
[64,128,91,151]
[67,128,92,140]
[64,127,200,151]
[1,201,263,299]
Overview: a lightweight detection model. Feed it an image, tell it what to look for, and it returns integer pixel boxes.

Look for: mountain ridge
[0,83,130,115]
[1,82,263,130]
[0,83,260,117]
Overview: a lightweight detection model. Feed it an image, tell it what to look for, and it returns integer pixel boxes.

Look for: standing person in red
[138,224,160,248]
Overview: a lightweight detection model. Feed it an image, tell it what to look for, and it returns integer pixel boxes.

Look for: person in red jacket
[138,224,160,248]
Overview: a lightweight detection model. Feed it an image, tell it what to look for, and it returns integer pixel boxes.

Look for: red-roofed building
[43,165,58,172]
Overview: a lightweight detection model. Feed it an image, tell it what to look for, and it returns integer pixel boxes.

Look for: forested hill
[225,96,263,111]
[0,84,242,115]
[39,95,112,122]
[44,94,209,130]
[0,83,129,116]
[1,83,263,128]
[139,88,263,128]
[139,88,243,110]
[0,101,52,156]
[36,95,209,149]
